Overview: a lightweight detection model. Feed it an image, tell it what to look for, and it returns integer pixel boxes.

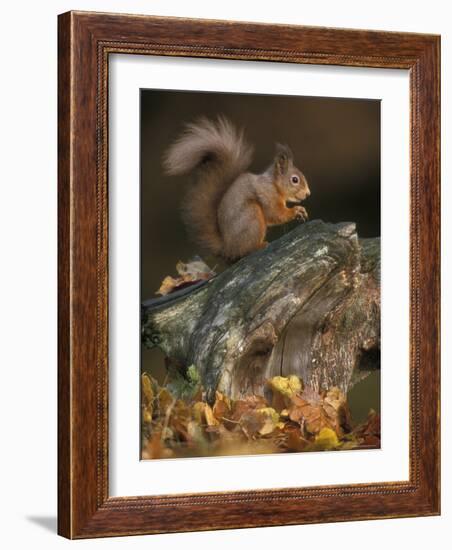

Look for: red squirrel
[163,116,310,262]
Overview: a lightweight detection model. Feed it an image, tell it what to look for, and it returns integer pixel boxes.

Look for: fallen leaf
[231,395,267,423]
[306,427,340,451]
[288,387,338,435]
[268,375,303,398]
[142,430,174,459]
[156,257,216,295]
[283,424,309,452]
[240,410,265,439]
[213,392,232,423]
[141,373,154,404]
[204,403,220,426]
[256,407,280,435]
[141,373,157,424]
[352,409,381,448]
[266,375,303,411]
[140,369,378,459]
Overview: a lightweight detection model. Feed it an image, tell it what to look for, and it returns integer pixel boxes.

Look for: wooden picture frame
[58,11,440,538]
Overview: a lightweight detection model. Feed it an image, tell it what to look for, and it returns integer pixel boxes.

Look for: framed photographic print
[58,11,440,538]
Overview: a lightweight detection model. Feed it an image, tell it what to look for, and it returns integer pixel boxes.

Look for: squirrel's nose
[306,189,311,198]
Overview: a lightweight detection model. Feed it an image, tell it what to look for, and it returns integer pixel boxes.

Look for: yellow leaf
[142,409,152,424]
[158,388,174,413]
[313,427,340,450]
[205,403,220,426]
[268,375,303,398]
[141,373,154,404]
[288,375,303,395]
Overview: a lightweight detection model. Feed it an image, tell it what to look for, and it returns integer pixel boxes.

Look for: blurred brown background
[140,89,380,420]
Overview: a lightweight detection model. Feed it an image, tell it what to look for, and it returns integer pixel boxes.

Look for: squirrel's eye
[291,175,299,184]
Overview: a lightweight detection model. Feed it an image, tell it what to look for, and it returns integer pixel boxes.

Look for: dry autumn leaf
[140,371,380,459]
[240,410,265,439]
[156,258,216,295]
[288,385,348,436]
[307,427,340,451]
[256,407,280,435]
[268,375,302,397]
[204,403,220,427]
[282,423,309,452]
[353,409,381,448]
[158,387,174,414]
[212,391,232,422]
[266,375,303,411]
[141,373,154,404]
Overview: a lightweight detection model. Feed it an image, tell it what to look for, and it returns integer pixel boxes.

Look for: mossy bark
[142,220,380,402]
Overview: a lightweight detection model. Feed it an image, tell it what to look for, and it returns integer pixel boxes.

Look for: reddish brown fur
[163,117,310,261]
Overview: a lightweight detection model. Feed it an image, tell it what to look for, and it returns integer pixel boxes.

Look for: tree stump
[142,220,380,402]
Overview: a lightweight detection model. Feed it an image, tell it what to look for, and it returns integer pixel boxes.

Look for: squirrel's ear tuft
[274,143,293,175]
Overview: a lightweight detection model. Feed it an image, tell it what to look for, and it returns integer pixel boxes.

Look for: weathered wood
[142,220,380,400]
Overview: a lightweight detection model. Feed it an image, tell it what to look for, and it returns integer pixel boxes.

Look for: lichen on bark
[142,220,380,401]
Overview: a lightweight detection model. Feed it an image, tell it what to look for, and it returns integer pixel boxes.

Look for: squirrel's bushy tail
[163,116,253,256]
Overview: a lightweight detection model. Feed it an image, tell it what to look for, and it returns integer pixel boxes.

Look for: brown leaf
[156,258,215,295]
[167,399,191,440]
[288,387,336,435]
[141,368,376,459]
[353,410,381,448]
[212,391,232,422]
[141,430,174,459]
[283,424,309,452]
[240,410,265,439]
[156,275,180,296]
[231,395,267,423]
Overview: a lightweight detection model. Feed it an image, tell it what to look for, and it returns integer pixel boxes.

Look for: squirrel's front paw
[294,205,308,222]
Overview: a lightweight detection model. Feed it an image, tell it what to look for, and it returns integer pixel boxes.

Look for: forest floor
[141,369,380,460]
